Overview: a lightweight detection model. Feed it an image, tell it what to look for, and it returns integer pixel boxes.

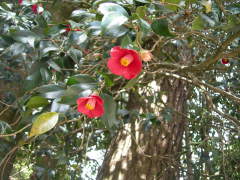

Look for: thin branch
[223,46,240,58]
[181,31,240,72]
[214,107,240,127]
[146,71,240,105]
[0,146,18,180]
[0,100,13,107]
[0,124,31,138]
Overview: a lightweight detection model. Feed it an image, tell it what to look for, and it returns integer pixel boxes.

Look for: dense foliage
[0,0,240,179]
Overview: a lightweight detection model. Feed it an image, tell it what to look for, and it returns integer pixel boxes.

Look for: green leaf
[192,16,204,30]
[24,71,42,91]
[162,0,180,11]
[40,68,51,82]
[98,2,129,17]
[71,9,95,19]
[124,76,140,89]
[88,21,102,36]
[136,6,147,19]
[61,88,92,105]
[101,94,118,128]
[35,15,48,28]
[47,60,61,72]
[151,19,174,37]
[101,12,128,37]
[61,76,96,104]
[99,72,114,87]
[69,32,88,46]
[135,0,150,3]
[121,35,133,49]
[11,30,40,47]
[68,48,83,64]
[26,96,49,109]
[37,84,65,99]
[51,98,70,113]
[67,74,96,85]
[29,112,59,137]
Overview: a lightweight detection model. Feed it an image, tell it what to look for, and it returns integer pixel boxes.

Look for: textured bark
[97,78,188,180]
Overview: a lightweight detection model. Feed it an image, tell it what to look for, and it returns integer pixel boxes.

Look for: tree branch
[181,31,240,72]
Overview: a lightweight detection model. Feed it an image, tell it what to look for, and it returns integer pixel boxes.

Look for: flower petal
[93,103,104,117]
[92,95,104,105]
[76,97,88,105]
[110,46,127,59]
[77,100,89,115]
[77,95,104,118]
[107,57,126,76]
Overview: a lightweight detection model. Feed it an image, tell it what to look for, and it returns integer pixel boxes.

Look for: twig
[0,124,31,138]
[0,146,18,180]
[182,31,240,71]
[147,71,240,105]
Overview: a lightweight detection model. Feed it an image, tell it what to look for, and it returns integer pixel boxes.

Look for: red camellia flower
[107,46,142,80]
[76,95,104,118]
[31,4,38,14]
[18,0,23,5]
[221,58,229,64]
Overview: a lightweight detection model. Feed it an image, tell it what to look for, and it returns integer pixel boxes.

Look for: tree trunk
[97,78,188,180]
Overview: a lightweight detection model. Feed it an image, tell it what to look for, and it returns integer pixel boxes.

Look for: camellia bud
[139,50,153,62]
[221,58,229,64]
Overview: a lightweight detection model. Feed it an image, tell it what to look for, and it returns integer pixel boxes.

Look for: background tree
[0,0,240,179]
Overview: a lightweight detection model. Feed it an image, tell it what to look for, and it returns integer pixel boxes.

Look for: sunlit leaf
[29,112,59,137]
[161,0,181,11]
[192,16,205,30]
[101,12,128,37]
[201,0,212,13]
[98,2,129,17]
[37,84,65,99]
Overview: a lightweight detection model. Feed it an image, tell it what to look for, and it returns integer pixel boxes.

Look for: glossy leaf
[47,60,61,72]
[29,112,59,137]
[151,19,174,37]
[26,96,49,109]
[121,35,133,49]
[37,84,65,99]
[51,98,70,113]
[98,2,129,17]
[101,94,118,128]
[101,12,128,37]
[163,0,181,11]
[11,30,40,47]
[66,74,96,85]
[69,32,88,46]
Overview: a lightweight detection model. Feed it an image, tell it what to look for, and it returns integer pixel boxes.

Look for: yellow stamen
[120,54,133,67]
[85,103,94,110]
[85,98,96,110]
